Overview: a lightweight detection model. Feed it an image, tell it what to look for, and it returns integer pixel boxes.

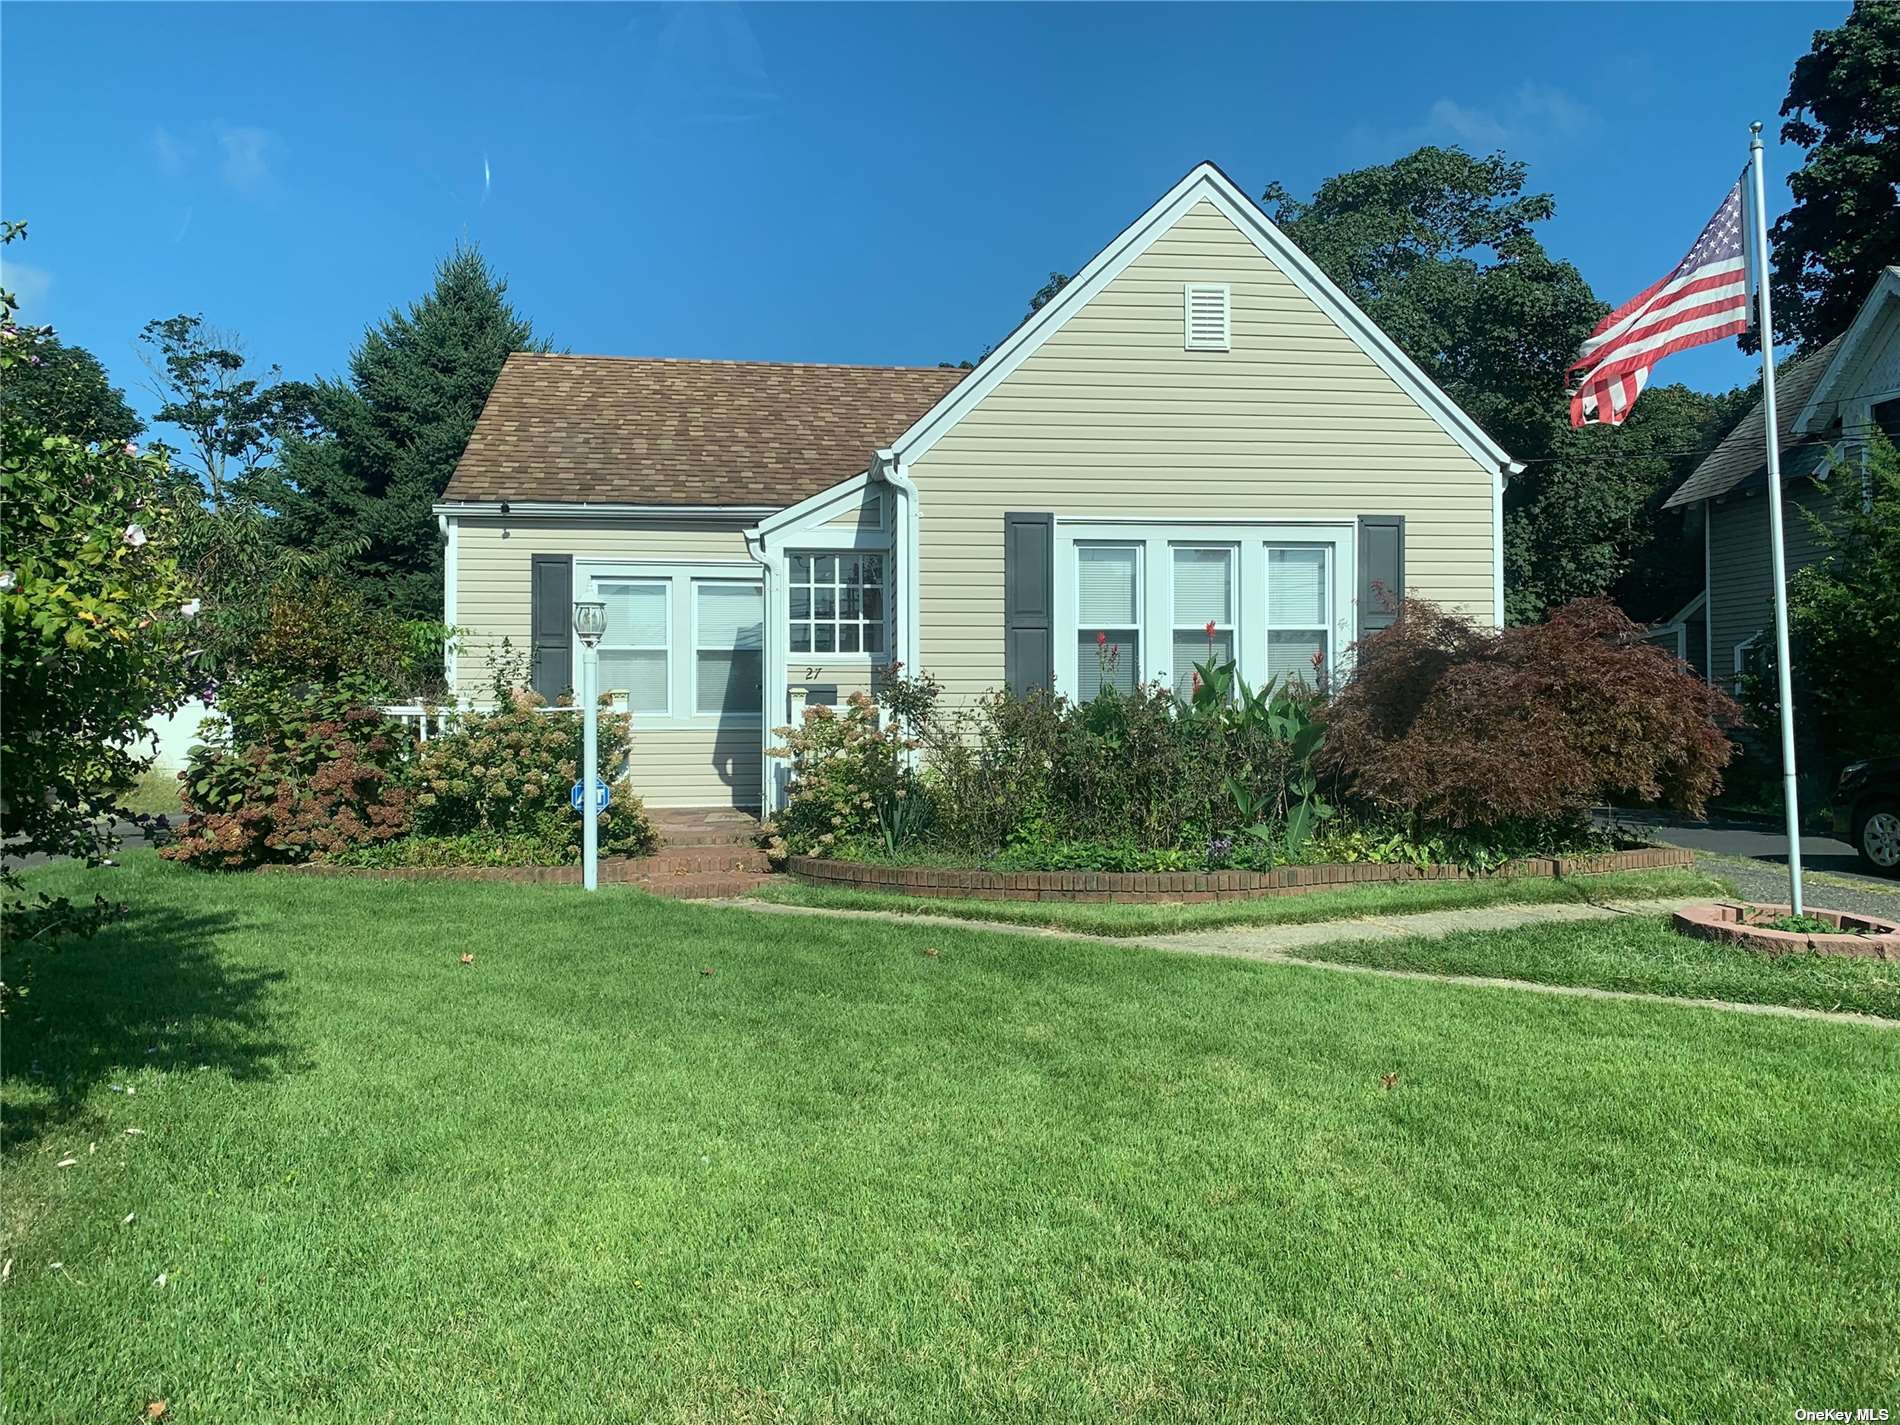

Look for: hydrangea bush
[409,693,657,861]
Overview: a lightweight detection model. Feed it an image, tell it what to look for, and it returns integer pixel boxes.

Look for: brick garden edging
[1672,902,1900,960]
[786,846,1694,904]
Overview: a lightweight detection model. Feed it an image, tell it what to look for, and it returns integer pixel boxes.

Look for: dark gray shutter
[1003,512,1054,695]
[530,554,573,702]
[1356,516,1405,643]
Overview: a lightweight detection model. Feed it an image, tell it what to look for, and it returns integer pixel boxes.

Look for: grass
[4,853,1896,1423]
[748,866,1728,937]
[1295,912,1900,1020]
[117,769,186,818]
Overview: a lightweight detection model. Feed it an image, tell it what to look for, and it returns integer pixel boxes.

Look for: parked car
[1832,758,1900,876]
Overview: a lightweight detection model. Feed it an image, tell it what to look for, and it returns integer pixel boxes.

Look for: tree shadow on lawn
[1,898,299,1153]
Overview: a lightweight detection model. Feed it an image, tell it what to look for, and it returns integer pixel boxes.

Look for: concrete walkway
[727,895,1896,1031]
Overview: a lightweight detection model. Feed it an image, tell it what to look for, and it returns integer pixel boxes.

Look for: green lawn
[1296,914,1900,1021]
[750,866,1727,937]
[4,854,1896,1423]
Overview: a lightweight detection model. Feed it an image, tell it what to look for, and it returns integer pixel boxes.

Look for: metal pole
[1747,121,1805,915]
[582,642,599,893]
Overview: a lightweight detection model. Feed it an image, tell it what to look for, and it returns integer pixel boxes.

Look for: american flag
[1569,180,1751,427]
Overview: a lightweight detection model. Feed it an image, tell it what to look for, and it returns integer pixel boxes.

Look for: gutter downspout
[741,522,782,815]
[872,446,921,675]
[1494,460,1519,628]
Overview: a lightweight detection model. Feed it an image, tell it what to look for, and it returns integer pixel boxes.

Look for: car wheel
[1853,800,1900,877]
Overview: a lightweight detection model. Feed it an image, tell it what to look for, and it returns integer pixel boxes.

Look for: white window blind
[596,580,669,715]
[1171,545,1235,695]
[1265,547,1329,690]
[1184,283,1231,351]
[1076,544,1140,700]
[695,582,763,717]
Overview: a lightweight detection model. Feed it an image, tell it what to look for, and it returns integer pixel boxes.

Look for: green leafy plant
[408,693,656,860]
[764,690,921,859]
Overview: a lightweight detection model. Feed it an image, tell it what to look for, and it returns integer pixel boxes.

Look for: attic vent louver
[1184,283,1230,351]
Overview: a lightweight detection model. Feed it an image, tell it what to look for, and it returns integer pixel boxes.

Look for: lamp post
[573,598,607,891]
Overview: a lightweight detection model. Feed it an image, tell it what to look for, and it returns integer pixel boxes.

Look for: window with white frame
[695,581,763,717]
[1266,546,1331,691]
[788,552,885,657]
[595,579,670,716]
[1171,545,1235,695]
[1053,522,1354,703]
[1076,543,1142,699]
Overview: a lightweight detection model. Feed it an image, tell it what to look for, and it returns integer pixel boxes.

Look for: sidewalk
[728,894,1895,1030]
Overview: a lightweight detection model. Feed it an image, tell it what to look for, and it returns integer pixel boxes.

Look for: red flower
[1204,620,1217,639]
[1095,630,1108,647]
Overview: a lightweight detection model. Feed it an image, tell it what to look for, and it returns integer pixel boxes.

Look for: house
[436,162,1521,812]
[1658,265,1900,687]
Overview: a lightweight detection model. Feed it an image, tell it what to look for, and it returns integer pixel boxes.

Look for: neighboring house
[1659,266,1900,689]
[436,162,1522,812]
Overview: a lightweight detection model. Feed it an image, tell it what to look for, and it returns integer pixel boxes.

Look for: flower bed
[788,845,1693,904]
[1672,903,1900,960]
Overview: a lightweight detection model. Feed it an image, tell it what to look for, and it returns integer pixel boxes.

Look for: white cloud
[216,124,283,194]
[1368,82,1600,155]
[1,259,53,317]
[151,126,193,177]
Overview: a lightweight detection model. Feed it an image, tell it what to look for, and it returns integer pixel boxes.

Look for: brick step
[626,871,777,900]
[657,829,762,849]
[608,846,773,877]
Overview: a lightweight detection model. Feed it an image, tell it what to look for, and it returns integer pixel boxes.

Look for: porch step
[649,807,765,850]
[625,871,777,901]
[610,846,773,878]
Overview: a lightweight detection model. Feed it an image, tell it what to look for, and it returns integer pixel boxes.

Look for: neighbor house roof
[1662,335,1844,509]
[441,353,969,508]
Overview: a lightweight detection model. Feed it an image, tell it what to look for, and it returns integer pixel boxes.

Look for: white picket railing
[378,702,582,748]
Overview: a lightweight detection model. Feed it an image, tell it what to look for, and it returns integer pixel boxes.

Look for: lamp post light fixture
[573,599,608,891]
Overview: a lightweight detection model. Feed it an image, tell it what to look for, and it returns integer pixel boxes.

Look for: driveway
[1607,809,1900,917]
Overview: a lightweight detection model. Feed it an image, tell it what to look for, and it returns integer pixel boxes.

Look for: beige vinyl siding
[453,516,761,807]
[909,199,1499,704]
[1707,480,1839,688]
[819,486,887,532]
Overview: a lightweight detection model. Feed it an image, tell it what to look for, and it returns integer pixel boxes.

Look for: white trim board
[884,160,1521,479]
[1793,267,1899,435]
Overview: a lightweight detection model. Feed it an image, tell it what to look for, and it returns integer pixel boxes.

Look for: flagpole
[1747,120,1805,916]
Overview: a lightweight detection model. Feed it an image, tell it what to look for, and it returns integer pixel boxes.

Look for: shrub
[1321,596,1740,830]
[328,829,574,869]
[409,694,657,859]
[765,691,920,858]
[163,706,412,869]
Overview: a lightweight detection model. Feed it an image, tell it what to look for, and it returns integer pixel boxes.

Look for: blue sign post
[570,779,610,814]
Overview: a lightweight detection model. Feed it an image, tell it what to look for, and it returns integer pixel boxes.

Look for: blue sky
[2,2,1844,430]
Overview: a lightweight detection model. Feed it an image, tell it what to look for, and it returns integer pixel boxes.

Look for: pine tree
[275,245,550,620]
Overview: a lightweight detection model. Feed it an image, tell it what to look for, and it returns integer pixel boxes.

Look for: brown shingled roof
[442,353,968,508]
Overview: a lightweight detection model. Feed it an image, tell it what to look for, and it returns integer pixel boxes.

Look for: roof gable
[442,355,966,508]
[1794,266,1900,433]
[883,161,1519,476]
[1661,336,1843,509]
